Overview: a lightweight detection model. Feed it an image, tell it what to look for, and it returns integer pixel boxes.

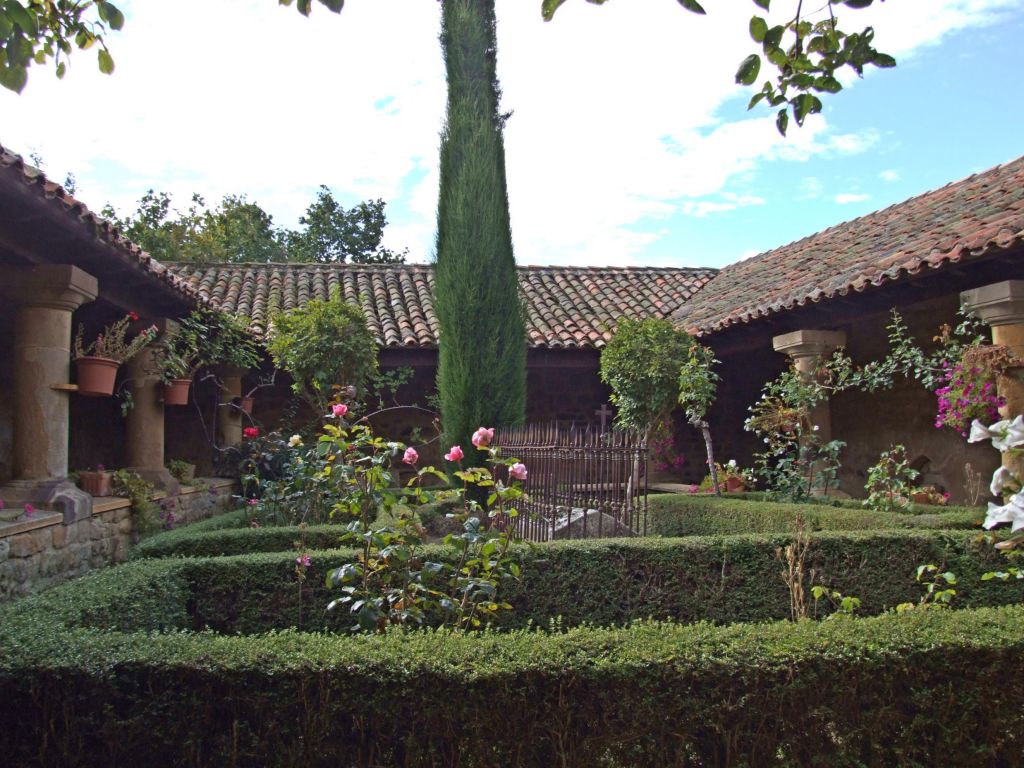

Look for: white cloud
[799,177,823,200]
[0,0,1015,267]
[880,169,901,182]
[835,193,871,205]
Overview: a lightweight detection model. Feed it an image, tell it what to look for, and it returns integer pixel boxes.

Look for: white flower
[727,459,737,468]
[984,491,1024,532]
[968,416,1024,451]
[288,434,303,448]
[812,425,820,432]
[990,466,1016,497]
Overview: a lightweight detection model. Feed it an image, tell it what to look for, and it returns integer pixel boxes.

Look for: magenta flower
[296,554,311,567]
[243,427,260,438]
[402,446,419,465]
[471,427,495,449]
[331,403,348,418]
[23,503,34,517]
[509,462,528,481]
[444,445,464,462]
[247,498,258,506]
[128,311,139,321]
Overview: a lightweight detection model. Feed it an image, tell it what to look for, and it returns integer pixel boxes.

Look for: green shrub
[0,599,1022,767]
[91,532,1024,633]
[649,494,981,537]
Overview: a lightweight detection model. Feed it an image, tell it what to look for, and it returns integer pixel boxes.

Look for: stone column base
[0,479,93,524]
[123,467,180,496]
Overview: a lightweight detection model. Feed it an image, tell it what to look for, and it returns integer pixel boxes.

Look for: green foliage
[600,318,690,435]
[111,469,159,536]
[897,563,958,612]
[647,494,982,537]
[105,187,407,265]
[543,0,895,136]
[677,340,719,424]
[3,589,1024,767]
[265,290,378,415]
[165,459,195,482]
[154,308,261,382]
[434,0,526,460]
[281,187,407,264]
[863,444,920,514]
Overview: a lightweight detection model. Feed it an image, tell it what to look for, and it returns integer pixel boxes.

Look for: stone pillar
[215,367,246,448]
[962,281,1024,477]
[0,265,98,521]
[772,329,847,443]
[124,319,179,493]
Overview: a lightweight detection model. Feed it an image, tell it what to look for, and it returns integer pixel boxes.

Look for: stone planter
[164,378,192,406]
[75,356,119,397]
[78,470,114,497]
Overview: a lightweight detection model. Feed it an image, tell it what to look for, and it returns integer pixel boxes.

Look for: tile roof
[166,263,717,349]
[678,155,1024,334]
[0,143,204,309]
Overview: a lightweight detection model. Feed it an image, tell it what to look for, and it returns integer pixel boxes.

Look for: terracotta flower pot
[75,356,120,397]
[239,396,255,415]
[164,378,192,406]
[725,476,746,493]
[78,470,113,497]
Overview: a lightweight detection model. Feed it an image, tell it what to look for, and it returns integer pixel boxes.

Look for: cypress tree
[434,0,526,458]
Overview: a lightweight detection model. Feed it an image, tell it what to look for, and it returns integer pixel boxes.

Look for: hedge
[26,531,1024,634]
[1,596,1022,767]
[648,493,982,537]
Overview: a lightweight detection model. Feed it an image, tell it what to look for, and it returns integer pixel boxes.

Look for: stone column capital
[0,264,98,312]
[772,329,847,360]
[961,281,1024,327]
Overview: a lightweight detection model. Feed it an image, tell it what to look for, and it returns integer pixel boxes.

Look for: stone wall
[0,478,236,601]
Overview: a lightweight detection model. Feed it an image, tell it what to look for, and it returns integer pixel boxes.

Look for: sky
[1,0,1022,269]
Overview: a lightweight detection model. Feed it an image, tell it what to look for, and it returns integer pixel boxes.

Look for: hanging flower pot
[164,378,192,406]
[78,470,113,497]
[239,395,255,415]
[75,356,120,397]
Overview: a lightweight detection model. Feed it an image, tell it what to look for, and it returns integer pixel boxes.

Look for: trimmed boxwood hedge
[649,493,982,537]
[22,531,1024,634]
[1,597,1022,766]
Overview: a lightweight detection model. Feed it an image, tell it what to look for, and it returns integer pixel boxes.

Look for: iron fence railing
[495,423,647,542]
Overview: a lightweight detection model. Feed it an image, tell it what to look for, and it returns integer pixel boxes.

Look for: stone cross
[595,403,614,431]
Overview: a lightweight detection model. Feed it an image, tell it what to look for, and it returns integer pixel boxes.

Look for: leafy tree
[265,289,378,418]
[433,0,527,461]
[4,0,893,138]
[599,318,690,441]
[678,340,723,495]
[281,186,407,264]
[106,187,406,264]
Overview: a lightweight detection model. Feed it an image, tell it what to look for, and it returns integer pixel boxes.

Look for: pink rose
[444,445,464,462]
[331,403,348,418]
[23,503,35,517]
[509,462,528,481]
[247,498,258,506]
[471,427,495,449]
[243,427,259,439]
[402,446,419,465]
[296,554,311,567]
[128,311,139,321]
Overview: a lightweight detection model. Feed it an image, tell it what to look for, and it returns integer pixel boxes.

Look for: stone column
[772,329,847,443]
[124,319,179,493]
[215,367,246,448]
[0,265,98,521]
[962,281,1024,477]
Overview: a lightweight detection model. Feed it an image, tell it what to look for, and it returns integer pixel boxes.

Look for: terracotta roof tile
[0,142,206,310]
[678,156,1024,334]
[167,263,716,349]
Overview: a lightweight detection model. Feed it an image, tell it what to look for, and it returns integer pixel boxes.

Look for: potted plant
[154,322,203,406]
[72,312,158,396]
[166,459,196,483]
[77,464,114,496]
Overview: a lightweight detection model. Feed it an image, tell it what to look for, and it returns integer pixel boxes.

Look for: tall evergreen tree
[434,0,526,458]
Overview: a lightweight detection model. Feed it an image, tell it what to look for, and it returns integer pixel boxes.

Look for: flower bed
[648,493,980,537]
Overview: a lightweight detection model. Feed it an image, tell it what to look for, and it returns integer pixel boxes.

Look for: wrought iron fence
[495,422,648,542]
